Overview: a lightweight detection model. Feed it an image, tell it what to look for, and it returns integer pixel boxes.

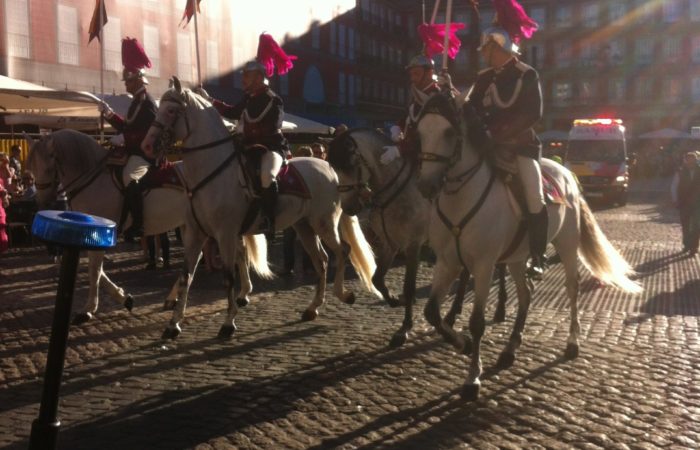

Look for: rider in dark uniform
[99,37,156,241]
[463,25,547,278]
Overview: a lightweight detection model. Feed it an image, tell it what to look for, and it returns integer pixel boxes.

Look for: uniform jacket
[213,87,288,154]
[676,164,700,211]
[466,58,542,159]
[398,81,441,162]
[105,88,157,162]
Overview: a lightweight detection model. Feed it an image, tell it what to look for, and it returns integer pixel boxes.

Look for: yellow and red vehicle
[564,118,629,206]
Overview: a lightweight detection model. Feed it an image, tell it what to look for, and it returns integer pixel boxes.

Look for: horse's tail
[339,213,381,297]
[242,234,274,280]
[577,198,642,293]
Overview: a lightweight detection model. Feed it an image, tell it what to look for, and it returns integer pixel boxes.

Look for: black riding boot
[526,206,549,280]
[123,180,144,242]
[260,181,278,242]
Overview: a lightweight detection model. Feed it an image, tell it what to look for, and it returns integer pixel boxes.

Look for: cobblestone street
[1,177,699,449]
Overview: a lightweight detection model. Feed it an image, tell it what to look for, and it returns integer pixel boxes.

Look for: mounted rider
[198,34,294,240]
[380,55,442,166]
[463,3,545,279]
[98,37,156,242]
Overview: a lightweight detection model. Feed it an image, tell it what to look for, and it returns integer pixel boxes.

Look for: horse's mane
[327,128,391,172]
[47,129,105,174]
[420,93,461,127]
[160,87,212,110]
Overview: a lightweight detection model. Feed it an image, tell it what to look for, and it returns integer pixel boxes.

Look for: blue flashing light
[31,211,117,249]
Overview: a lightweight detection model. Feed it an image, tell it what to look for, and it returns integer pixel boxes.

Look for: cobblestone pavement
[1,178,699,449]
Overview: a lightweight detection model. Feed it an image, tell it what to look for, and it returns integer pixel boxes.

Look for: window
[582,2,599,27]
[609,40,625,65]
[455,13,469,34]
[361,0,370,21]
[104,17,121,71]
[635,77,653,102]
[526,44,543,68]
[57,5,78,65]
[635,37,653,64]
[348,28,355,60]
[663,37,681,62]
[693,36,700,63]
[693,77,700,102]
[555,5,573,27]
[206,40,219,83]
[609,1,627,22]
[311,23,320,49]
[338,73,346,105]
[5,0,30,58]
[177,32,193,82]
[355,77,362,100]
[529,7,545,30]
[662,78,681,103]
[579,80,597,104]
[663,0,682,23]
[608,79,625,103]
[579,42,598,67]
[143,25,160,76]
[338,24,346,58]
[634,0,656,22]
[692,0,700,21]
[303,66,325,103]
[480,10,495,31]
[330,22,336,54]
[555,41,572,68]
[553,82,572,105]
[348,74,355,106]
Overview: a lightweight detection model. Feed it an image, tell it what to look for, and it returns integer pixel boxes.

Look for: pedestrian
[333,124,348,136]
[19,171,36,201]
[9,145,22,175]
[311,142,327,160]
[293,145,313,157]
[671,151,700,254]
[0,153,18,197]
[0,178,9,255]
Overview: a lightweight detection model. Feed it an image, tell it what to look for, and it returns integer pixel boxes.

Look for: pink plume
[257,33,298,77]
[493,0,539,44]
[417,23,466,59]
[121,37,152,72]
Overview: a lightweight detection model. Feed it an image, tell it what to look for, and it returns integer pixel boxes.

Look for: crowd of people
[0,146,39,254]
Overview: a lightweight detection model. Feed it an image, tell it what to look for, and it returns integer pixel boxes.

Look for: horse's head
[415,93,462,199]
[142,76,211,159]
[327,129,389,215]
[25,133,58,209]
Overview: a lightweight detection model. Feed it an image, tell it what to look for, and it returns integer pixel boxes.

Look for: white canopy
[637,128,692,139]
[283,113,333,135]
[538,129,569,141]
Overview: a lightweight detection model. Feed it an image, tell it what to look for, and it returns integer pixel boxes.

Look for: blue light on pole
[29,211,116,450]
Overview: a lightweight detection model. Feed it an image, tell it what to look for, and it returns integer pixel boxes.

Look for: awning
[637,128,692,139]
[538,129,569,141]
[0,75,98,113]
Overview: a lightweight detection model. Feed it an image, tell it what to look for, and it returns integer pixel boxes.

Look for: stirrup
[526,257,546,280]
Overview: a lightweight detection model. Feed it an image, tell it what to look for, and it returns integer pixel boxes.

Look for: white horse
[327,128,509,347]
[26,130,265,324]
[141,77,378,340]
[414,93,641,400]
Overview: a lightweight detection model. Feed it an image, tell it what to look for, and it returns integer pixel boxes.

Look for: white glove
[98,101,114,118]
[193,86,211,101]
[109,134,125,146]
[389,125,403,143]
[380,145,401,165]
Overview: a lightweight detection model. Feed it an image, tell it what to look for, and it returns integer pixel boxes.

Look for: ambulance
[565,118,629,206]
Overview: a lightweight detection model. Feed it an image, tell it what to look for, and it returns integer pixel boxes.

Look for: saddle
[240,145,311,199]
[140,161,185,191]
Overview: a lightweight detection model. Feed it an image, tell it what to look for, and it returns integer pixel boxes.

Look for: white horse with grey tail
[141,77,378,340]
[414,93,641,400]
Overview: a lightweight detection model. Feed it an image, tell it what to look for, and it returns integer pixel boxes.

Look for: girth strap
[436,172,496,269]
[186,150,239,234]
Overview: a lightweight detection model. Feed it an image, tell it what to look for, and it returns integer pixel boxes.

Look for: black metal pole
[28,246,81,450]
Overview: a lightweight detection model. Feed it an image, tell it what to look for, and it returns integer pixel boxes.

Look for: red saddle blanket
[278,163,311,199]
[542,171,565,205]
[140,162,184,190]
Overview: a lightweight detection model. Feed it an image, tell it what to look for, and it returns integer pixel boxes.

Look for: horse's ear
[172,76,182,94]
[22,131,35,147]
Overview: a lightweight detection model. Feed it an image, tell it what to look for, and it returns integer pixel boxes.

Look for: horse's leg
[163,276,180,310]
[295,221,328,321]
[493,263,508,323]
[445,268,471,328]
[98,266,133,311]
[163,230,205,340]
[372,243,400,307]
[554,238,581,359]
[235,243,252,308]
[423,260,463,349]
[316,217,355,306]
[73,251,103,325]
[218,246,240,339]
[496,261,530,369]
[389,243,420,347]
[462,264,495,401]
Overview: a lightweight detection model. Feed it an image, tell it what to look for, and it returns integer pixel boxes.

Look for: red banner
[180,0,202,27]
[88,0,108,44]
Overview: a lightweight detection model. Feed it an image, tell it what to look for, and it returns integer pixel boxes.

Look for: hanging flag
[87,0,108,44]
[418,22,466,59]
[180,0,202,27]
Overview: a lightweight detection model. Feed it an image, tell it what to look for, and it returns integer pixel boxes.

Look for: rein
[36,148,111,201]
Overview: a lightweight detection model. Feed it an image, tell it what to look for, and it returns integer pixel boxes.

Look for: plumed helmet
[121,37,151,84]
[478,26,520,55]
[405,54,435,70]
[241,60,267,76]
[121,68,148,84]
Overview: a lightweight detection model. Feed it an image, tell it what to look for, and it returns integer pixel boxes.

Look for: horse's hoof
[389,332,408,348]
[163,300,177,311]
[72,312,93,325]
[564,343,579,360]
[236,297,249,308]
[460,383,480,401]
[124,295,134,312]
[496,351,515,369]
[492,309,506,323]
[343,292,356,305]
[301,309,318,322]
[161,325,181,340]
[385,296,402,308]
[217,324,236,339]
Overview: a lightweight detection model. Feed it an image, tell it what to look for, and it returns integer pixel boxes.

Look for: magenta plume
[493,0,538,44]
[417,22,466,59]
[257,33,298,77]
[121,37,152,72]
